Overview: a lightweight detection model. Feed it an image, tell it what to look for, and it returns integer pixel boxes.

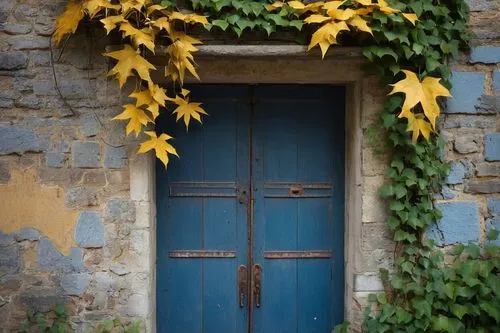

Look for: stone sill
[105,45,364,63]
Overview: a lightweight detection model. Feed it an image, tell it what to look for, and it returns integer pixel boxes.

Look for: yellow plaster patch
[0,168,78,255]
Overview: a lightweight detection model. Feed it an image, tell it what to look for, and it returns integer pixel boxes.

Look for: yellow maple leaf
[153,17,173,33]
[121,0,146,13]
[113,104,152,136]
[406,113,432,142]
[169,11,209,25]
[307,21,349,58]
[54,1,84,45]
[100,15,125,34]
[348,15,372,34]
[138,131,178,166]
[119,22,155,52]
[172,90,208,128]
[166,32,201,83]
[84,0,120,18]
[267,1,285,11]
[104,44,156,87]
[401,13,418,25]
[375,0,399,13]
[389,70,451,129]
[287,1,306,9]
[304,14,332,24]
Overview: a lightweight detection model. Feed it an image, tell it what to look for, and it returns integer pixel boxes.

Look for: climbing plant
[53,0,500,332]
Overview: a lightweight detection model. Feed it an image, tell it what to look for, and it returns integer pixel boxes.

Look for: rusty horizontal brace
[169,250,237,258]
[169,182,240,198]
[263,251,332,259]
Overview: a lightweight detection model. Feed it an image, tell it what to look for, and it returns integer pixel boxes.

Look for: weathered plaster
[0,167,78,254]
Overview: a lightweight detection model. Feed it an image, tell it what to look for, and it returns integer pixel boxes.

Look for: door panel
[156,86,250,333]
[252,85,345,333]
[156,85,345,333]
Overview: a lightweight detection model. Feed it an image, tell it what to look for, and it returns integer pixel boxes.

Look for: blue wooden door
[156,85,345,333]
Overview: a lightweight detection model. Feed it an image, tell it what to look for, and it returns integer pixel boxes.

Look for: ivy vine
[53,0,499,332]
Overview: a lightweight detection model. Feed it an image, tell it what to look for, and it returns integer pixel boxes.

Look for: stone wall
[0,0,498,332]
[0,0,151,331]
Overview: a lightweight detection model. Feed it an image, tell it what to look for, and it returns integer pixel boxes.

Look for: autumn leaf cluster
[55,0,451,162]
[55,0,210,166]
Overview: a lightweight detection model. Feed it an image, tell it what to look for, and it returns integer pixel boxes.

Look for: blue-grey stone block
[427,201,480,246]
[494,71,500,92]
[20,293,68,313]
[446,161,467,184]
[441,186,457,200]
[446,72,484,114]
[470,46,500,64]
[0,51,28,70]
[60,273,91,296]
[487,199,500,216]
[0,244,20,274]
[46,152,65,168]
[104,146,126,169]
[465,0,498,11]
[75,212,104,248]
[37,237,85,272]
[487,218,500,246]
[106,198,135,222]
[485,133,500,161]
[0,231,14,246]
[0,160,9,183]
[13,228,40,241]
[82,115,100,137]
[71,141,100,168]
[0,124,43,155]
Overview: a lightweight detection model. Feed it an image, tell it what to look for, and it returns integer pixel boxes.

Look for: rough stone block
[0,124,43,155]
[446,72,484,114]
[13,228,40,241]
[427,201,480,246]
[37,237,85,272]
[120,294,149,316]
[71,141,100,168]
[470,46,500,64]
[0,23,32,34]
[104,146,127,169]
[487,218,500,246]
[443,115,496,129]
[465,180,500,193]
[60,273,91,296]
[20,293,68,313]
[75,212,105,248]
[488,199,500,216]
[354,274,383,292]
[83,171,106,186]
[46,152,65,168]
[476,163,500,177]
[485,133,500,161]
[0,231,13,246]
[494,70,500,93]
[8,36,50,50]
[0,244,20,274]
[0,160,10,183]
[465,0,498,11]
[109,263,130,276]
[0,52,28,70]
[0,0,15,22]
[82,114,100,137]
[106,198,136,222]
[94,272,116,292]
[454,136,479,154]
[446,161,467,184]
[475,96,500,114]
[65,186,97,208]
[441,186,457,200]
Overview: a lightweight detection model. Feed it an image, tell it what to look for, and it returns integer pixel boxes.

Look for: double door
[156,85,345,333]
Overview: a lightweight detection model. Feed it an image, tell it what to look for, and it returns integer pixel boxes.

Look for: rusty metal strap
[263,182,333,198]
[263,250,332,259]
[169,182,239,197]
[169,250,237,258]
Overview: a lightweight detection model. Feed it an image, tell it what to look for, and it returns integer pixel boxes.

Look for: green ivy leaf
[487,228,500,241]
[211,19,229,31]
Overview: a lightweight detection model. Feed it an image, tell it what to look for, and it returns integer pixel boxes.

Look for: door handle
[237,265,247,308]
[252,264,262,308]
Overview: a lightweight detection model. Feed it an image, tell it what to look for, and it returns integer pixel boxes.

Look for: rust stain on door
[0,167,78,255]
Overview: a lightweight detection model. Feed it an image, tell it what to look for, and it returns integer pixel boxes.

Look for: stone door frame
[128,45,382,332]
